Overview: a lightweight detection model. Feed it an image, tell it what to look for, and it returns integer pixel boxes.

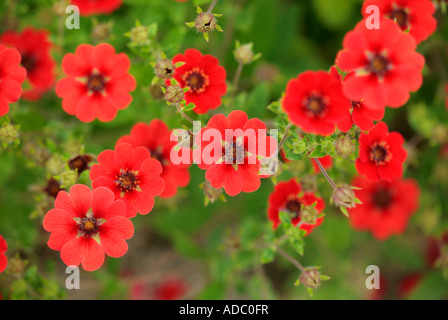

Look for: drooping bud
[201,180,225,206]
[331,184,361,216]
[334,134,356,158]
[299,267,321,289]
[155,59,175,80]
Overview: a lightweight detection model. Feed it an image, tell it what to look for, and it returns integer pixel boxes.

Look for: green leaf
[260,247,276,264]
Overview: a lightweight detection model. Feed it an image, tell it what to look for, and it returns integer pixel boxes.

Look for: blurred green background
[0,0,447,300]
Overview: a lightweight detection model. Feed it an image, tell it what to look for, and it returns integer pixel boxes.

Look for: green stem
[313,157,336,189]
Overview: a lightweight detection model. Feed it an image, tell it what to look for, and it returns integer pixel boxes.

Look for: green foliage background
[0,0,447,300]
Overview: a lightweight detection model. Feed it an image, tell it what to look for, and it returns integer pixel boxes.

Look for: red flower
[172,49,227,114]
[43,184,134,271]
[362,0,437,44]
[1,27,55,101]
[56,43,136,122]
[348,176,419,240]
[267,178,325,234]
[0,235,7,273]
[0,45,26,116]
[311,155,333,174]
[356,122,407,181]
[90,143,165,218]
[70,0,123,16]
[196,110,277,196]
[336,19,424,110]
[282,70,349,136]
[153,279,187,300]
[117,120,190,198]
[330,67,385,132]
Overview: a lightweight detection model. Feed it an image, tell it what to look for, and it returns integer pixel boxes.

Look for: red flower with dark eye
[56,43,136,122]
[362,0,437,44]
[282,70,349,136]
[348,176,419,240]
[116,120,191,198]
[43,184,134,271]
[70,0,123,16]
[90,143,165,218]
[267,179,325,234]
[336,19,424,110]
[1,27,55,101]
[0,45,26,116]
[196,110,277,196]
[329,67,385,132]
[356,122,407,181]
[0,235,7,273]
[172,49,227,114]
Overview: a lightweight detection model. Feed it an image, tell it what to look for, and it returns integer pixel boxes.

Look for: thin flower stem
[277,247,306,273]
[175,103,194,124]
[231,62,244,99]
[313,158,337,189]
[207,0,219,14]
[268,122,293,160]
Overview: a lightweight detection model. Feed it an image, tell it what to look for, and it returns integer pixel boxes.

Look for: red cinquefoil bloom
[117,120,190,198]
[1,27,55,101]
[267,179,325,234]
[362,0,437,44]
[71,0,123,16]
[43,184,134,271]
[356,122,407,181]
[56,43,136,122]
[336,19,424,110]
[348,176,419,240]
[282,70,349,136]
[90,143,165,218]
[0,45,26,116]
[330,67,385,132]
[196,110,277,196]
[0,235,7,273]
[172,49,227,114]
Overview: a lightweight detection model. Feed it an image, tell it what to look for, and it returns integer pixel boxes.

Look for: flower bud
[299,205,318,224]
[202,180,223,205]
[165,85,184,104]
[195,13,218,33]
[234,43,254,65]
[331,184,358,209]
[155,59,175,80]
[129,25,149,46]
[334,134,355,158]
[299,267,321,289]
[91,21,113,43]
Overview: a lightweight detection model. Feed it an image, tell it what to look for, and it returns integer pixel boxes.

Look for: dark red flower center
[389,8,409,29]
[75,210,103,239]
[182,67,210,94]
[21,53,37,72]
[283,197,302,219]
[372,188,393,209]
[370,141,391,165]
[115,169,140,193]
[224,140,246,164]
[304,94,327,118]
[150,147,165,164]
[351,101,363,109]
[368,54,391,79]
[87,73,106,93]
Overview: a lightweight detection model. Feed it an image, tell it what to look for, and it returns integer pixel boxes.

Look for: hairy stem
[207,0,219,14]
[277,247,306,273]
[313,158,337,189]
